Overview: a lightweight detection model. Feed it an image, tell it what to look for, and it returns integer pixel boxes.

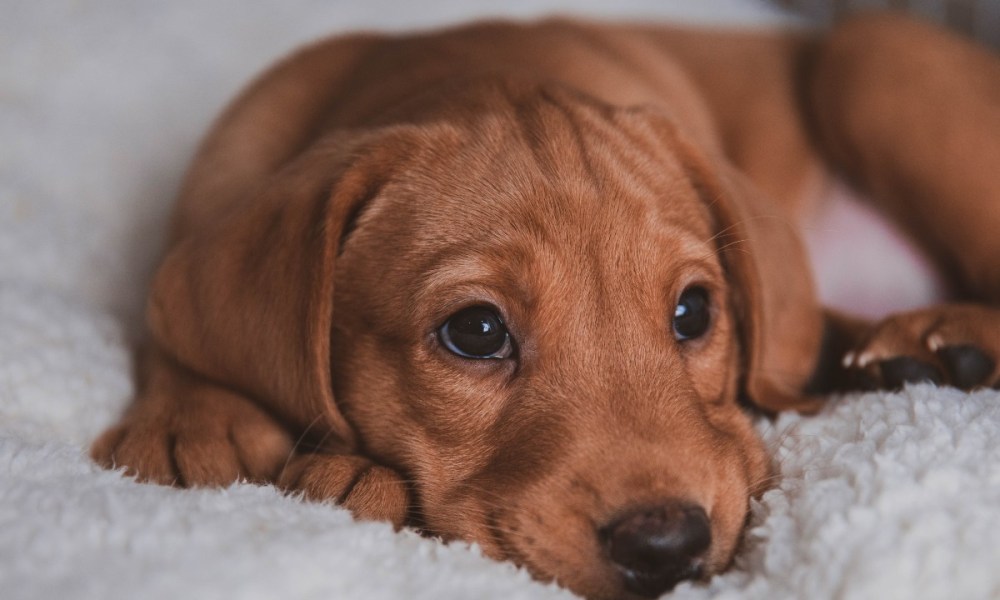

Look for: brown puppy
[92,12,1000,600]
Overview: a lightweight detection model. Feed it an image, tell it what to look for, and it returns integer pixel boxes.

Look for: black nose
[601,501,711,597]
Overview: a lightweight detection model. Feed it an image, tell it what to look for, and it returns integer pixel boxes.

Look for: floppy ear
[674,136,826,413]
[146,131,407,450]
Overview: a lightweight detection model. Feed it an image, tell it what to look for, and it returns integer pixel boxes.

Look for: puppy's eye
[439,306,512,359]
[673,286,711,341]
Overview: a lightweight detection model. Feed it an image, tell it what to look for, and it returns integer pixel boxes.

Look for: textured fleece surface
[2,1,998,599]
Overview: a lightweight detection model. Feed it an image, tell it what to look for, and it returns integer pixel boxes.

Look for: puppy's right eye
[438,306,512,359]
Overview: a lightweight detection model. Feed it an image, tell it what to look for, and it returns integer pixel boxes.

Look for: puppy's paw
[843,305,1000,391]
[91,388,293,487]
[279,454,410,528]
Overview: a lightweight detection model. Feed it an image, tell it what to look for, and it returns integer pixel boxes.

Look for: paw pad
[877,356,942,390]
[936,344,996,390]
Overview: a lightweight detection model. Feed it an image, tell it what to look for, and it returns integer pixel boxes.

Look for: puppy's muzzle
[600,500,711,597]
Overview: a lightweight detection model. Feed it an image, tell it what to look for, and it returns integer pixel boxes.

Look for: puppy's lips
[471,501,730,600]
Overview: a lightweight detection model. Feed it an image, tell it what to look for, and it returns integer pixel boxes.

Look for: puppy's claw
[925,334,945,352]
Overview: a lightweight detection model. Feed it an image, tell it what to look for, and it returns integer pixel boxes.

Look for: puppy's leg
[278,454,410,528]
[804,15,1000,392]
[843,304,1000,390]
[91,350,293,486]
[94,350,412,525]
[806,13,1000,301]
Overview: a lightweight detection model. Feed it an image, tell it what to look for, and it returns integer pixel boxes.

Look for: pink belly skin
[801,179,949,321]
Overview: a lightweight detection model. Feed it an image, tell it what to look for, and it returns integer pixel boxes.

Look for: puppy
[92,12,1000,599]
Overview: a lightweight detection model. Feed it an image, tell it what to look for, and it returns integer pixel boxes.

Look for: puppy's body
[94,14,1000,600]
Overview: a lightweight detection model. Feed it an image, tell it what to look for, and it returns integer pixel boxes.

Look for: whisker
[280,413,326,476]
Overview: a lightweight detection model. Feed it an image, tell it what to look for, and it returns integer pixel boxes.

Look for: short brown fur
[92,13,1000,600]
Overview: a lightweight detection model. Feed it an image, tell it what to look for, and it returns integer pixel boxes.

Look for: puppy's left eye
[673,286,711,341]
[438,306,513,359]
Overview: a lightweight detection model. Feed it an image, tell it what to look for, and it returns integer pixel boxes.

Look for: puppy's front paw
[843,305,1000,391]
[279,454,410,527]
[91,388,293,487]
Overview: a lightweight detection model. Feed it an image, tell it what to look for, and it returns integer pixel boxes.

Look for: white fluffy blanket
[3,1,999,598]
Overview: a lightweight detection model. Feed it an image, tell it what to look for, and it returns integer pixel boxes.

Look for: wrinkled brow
[413,250,538,315]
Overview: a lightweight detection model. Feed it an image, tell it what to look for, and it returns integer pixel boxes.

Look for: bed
[2,1,998,598]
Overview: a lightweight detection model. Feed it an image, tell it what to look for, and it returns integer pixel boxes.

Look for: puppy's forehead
[379,96,716,259]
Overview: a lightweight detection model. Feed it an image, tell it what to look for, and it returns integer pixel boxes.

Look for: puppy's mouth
[468,498,718,600]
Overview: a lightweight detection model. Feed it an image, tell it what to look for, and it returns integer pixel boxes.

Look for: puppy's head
[150,82,822,599]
